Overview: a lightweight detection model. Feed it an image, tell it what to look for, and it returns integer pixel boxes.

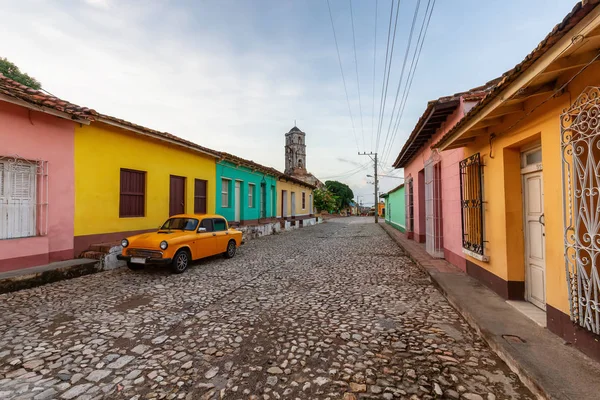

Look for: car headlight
[160,241,168,250]
[121,239,129,248]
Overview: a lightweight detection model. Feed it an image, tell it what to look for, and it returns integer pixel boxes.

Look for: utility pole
[358,152,378,223]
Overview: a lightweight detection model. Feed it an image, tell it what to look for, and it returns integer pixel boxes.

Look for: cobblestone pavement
[0,218,534,400]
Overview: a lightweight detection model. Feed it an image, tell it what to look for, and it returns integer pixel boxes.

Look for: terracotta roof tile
[434,0,599,149]
[392,79,499,168]
[0,73,96,120]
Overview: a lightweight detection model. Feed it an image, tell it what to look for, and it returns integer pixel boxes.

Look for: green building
[382,184,405,232]
[216,153,279,224]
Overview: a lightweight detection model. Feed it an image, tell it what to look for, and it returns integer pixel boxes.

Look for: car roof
[170,214,227,220]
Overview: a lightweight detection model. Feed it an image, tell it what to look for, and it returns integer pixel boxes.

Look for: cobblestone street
[0,218,533,400]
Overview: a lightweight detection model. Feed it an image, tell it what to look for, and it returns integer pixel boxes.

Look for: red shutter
[120,169,146,217]
[194,179,207,214]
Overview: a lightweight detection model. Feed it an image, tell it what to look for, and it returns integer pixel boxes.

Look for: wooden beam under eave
[510,80,557,101]
[542,49,600,75]
[487,103,524,117]
[446,137,475,149]
[462,127,488,139]
[472,116,503,129]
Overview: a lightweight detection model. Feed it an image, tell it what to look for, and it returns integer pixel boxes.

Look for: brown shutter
[194,179,207,214]
[120,169,146,217]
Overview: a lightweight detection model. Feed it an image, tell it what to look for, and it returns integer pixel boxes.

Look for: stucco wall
[0,101,75,271]
[402,101,467,270]
[216,161,278,222]
[276,180,313,218]
[461,62,600,315]
[74,122,217,253]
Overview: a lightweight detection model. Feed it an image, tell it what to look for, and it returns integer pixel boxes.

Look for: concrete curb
[379,222,547,400]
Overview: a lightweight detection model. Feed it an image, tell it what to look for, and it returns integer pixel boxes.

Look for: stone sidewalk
[380,221,600,400]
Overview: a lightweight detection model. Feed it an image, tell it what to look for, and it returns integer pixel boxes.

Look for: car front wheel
[171,249,190,274]
[224,240,237,259]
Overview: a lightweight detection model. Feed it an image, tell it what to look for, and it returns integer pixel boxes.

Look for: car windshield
[160,218,198,231]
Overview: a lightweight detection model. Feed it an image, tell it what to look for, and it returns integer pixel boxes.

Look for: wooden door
[523,171,546,310]
[169,175,186,216]
[234,181,241,221]
[291,192,296,217]
[281,190,288,218]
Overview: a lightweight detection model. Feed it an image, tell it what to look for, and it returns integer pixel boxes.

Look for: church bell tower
[284,126,307,175]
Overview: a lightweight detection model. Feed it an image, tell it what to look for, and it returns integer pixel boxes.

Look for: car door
[195,218,217,258]
[212,218,230,255]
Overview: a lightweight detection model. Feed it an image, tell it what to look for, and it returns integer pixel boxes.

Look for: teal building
[216,153,279,224]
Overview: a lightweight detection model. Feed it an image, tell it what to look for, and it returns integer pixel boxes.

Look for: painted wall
[276,179,314,218]
[385,186,405,232]
[216,160,278,223]
[0,101,75,271]
[460,62,600,316]
[402,101,468,270]
[74,122,216,254]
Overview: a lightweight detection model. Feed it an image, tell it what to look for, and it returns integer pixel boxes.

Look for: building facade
[74,116,220,256]
[276,175,315,223]
[382,184,406,232]
[216,153,278,225]
[435,1,600,361]
[0,74,92,272]
[392,84,496,270]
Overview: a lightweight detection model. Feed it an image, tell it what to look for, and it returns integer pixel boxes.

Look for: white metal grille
[0,155,49,240]
[425,152,444,258]
[561,86,600,334]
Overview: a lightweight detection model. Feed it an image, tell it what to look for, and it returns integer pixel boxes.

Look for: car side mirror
[198,227,207,232]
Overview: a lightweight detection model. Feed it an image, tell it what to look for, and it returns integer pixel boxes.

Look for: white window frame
[221,178,230,208]
[248,183,255,208]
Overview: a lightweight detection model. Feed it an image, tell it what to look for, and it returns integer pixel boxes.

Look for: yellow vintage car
[117,214,243,273]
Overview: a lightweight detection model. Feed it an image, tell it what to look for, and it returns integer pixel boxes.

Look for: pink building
[0,74,94,272]
[392,82,498,271]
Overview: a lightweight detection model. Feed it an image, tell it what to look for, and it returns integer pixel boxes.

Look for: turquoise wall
[385,186,405,232]
[216,161,278,222]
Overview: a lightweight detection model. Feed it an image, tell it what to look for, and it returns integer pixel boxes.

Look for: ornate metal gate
[425,151,444,258]
[561,86,600,334]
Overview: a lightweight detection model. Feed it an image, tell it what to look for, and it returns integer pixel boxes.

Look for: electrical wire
[375,0,399,152]
[370,0,378,152]
[326,0,360,153]
[379,0,422,160]
[383,0,436,165]
[349,0,365,150]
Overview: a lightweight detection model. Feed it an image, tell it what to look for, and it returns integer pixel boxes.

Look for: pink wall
[403,99,468,271]
[0,101,75,272]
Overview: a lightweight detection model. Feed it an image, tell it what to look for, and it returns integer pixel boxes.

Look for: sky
[1,0,577,205]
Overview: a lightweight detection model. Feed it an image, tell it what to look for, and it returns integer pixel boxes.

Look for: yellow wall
[75,122,216,236]
[276,179,313,217]
[462,63,600,315]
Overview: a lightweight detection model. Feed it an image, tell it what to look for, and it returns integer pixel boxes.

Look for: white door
[291,192,296,217]
[309,194,313,214]
[282,190,288,218]
[523,171,546,310]
[234,181,241,221]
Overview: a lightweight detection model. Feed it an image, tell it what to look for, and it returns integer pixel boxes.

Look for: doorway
[234,181,241,222]
[169,175,186,216]
[521,147,546,310]
[281,190,288,218]
[291,192,296,217]
[425,154,444,258]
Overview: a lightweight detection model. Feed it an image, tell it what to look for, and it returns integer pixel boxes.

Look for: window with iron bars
[459,153,485,255]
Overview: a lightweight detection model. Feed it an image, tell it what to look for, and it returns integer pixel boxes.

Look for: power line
[326,0,360,153]
[380,0,422,160]
[319,161,372,180]
[349,0,365,150]
[370,0,378,153]
[374,0,398,152]
[384,0,436,165]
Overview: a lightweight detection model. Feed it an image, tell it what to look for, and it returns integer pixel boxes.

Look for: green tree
[325,180,354,210]
[313,188,338,213]
[0,58,41,89]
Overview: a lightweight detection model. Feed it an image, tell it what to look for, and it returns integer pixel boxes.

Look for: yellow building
[276,175,315,223]
[74,115,220,255]
[435,2,600,361]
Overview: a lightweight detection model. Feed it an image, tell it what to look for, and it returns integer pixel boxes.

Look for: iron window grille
[405,177,414,234]
[120,168,146,218]
[561,86,600,335]
[260,182,267,219]
[302,192,306,209]
[459,153,485,255]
